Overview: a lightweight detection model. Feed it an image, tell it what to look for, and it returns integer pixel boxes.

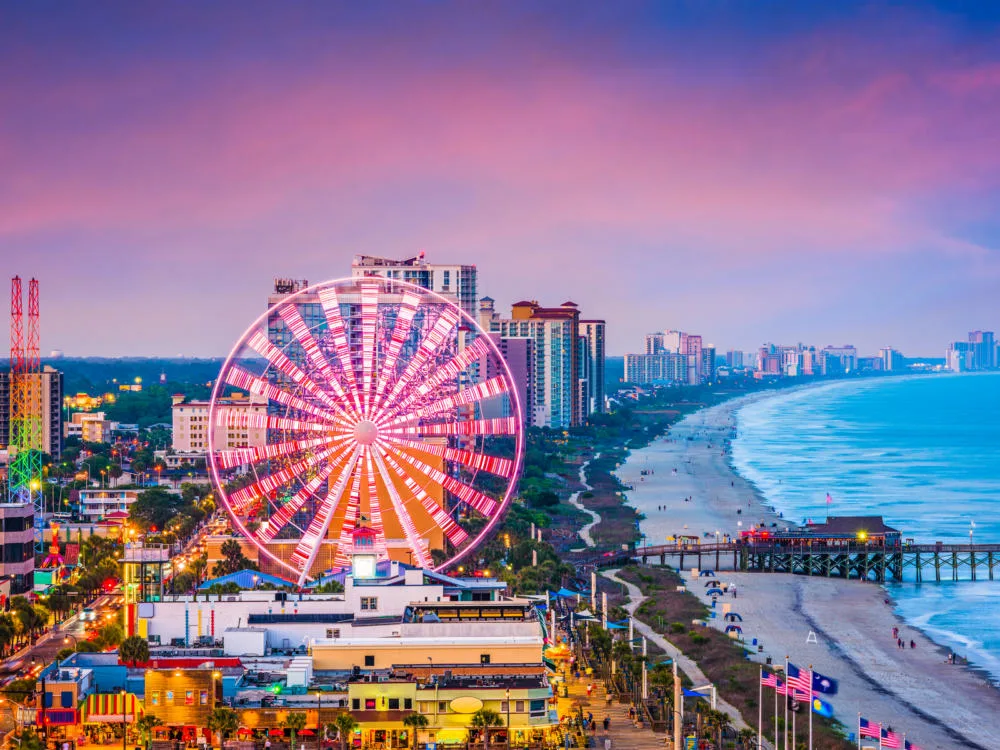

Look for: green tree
[704,709,733,750]
[281,712,308,748]
[135,715,162,750]
[737,727,757,749]
[402,713,428,749]
[98,622,125,649]
[207,707,239,748]
[5,678,36,702]
[332,712,359,750]
[469,708,503,748]
[212,539,257,577]
[119,635,150,666]
[14,729,46,750]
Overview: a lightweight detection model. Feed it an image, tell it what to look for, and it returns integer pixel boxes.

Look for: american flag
[775,680,789,696]
[787,663,812,694]
[760,670,778,688]
[881,729,903,749]
[904,740,922,750]
[791,688,811,703]
[859,718,882,739]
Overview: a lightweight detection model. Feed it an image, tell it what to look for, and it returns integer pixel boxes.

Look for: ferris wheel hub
[353,419,379,446]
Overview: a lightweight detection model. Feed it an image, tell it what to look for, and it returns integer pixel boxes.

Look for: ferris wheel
[207,276,524,585]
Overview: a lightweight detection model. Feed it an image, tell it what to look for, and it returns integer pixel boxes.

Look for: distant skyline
[2,2,999,357]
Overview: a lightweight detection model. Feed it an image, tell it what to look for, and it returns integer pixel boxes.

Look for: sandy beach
[616,393,1000,750]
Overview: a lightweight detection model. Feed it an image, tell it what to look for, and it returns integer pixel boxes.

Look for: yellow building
[311,635,542,672]
[144,668,222,731]
[346,670,557,748]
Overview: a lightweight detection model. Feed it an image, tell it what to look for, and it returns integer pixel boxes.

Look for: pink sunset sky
[2,1,999,357]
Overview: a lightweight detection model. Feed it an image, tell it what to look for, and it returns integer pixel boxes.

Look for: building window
[364,655,375,667]
[480,654,490,665]
[438,701,448,712]
[360,597,378,611]
[365,698,376,710]
[404,698,412,710]
[351,698,360,710]
[515,700,524,713]
[500,701,509,713]
[388,698,400,710]
[326,628,340,638]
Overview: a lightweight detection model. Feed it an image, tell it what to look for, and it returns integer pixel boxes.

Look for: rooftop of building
[806,516,901,535]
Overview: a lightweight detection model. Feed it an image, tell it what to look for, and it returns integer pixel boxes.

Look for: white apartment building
[78,489,139,520]
[171,394,267,454]
[351,252,478,320]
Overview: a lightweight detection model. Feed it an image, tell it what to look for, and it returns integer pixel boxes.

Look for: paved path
[603,569,774,750]
[568,454,600,550]
[556,664,668,749]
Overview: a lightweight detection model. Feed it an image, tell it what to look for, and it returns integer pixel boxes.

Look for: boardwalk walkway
[556,666,668,749]
[602,569,774,750]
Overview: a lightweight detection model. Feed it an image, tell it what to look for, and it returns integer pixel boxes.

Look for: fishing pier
[592,516,1000,584]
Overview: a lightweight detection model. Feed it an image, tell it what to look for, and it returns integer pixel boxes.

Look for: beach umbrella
[298,730,315,737]
[699,570,716,577]
[724,625,742,633]
[706,587,724,596]
[724,613,743,622]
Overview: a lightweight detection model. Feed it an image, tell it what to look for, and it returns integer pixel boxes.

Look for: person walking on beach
[910,640,916,649]
[603,716,610,731]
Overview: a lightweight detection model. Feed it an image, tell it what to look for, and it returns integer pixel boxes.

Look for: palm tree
[207,707,239,749]
[281,712,308,749]
[135,714,162,750]
[469,708,503,749]
[737,727,757,749]
[704,709,733,750]
[332,712,358,750]
[119,635,150,666]
[401,713,428,749]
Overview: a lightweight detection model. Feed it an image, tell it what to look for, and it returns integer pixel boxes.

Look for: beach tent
[555,588,578,598]
[706,587,724,596]
[724,613,743,622]
[704,580,720,588]
[725,625,743,634]
[606,621,628,630]
[699,570,716,577]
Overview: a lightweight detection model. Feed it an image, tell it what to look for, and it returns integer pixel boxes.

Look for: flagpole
[784,656,789,750]
[808,664,813,750]
[792,698,796,750]
[758,667,763,750]
[857,715,861,750]
[774,673,779,750]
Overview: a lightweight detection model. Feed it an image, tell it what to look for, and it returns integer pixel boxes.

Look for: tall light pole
[505,688,511,749]
[121,688,128,750]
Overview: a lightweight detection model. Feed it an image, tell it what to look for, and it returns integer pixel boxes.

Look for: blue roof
[198,569,294,590]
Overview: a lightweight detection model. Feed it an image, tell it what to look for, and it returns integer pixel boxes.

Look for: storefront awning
[82,692,142,723]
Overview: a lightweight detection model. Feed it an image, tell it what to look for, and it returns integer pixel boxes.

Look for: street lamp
[970,521,976,546]
[121,688,128,750]
[505,687,511,749]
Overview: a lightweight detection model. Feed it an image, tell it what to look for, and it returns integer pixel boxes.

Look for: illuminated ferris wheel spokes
[208,276,525,584]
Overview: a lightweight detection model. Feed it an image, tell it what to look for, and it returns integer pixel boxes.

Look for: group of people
[891,626,916,650]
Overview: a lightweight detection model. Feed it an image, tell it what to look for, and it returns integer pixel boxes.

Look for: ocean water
[731,373,1000,678]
